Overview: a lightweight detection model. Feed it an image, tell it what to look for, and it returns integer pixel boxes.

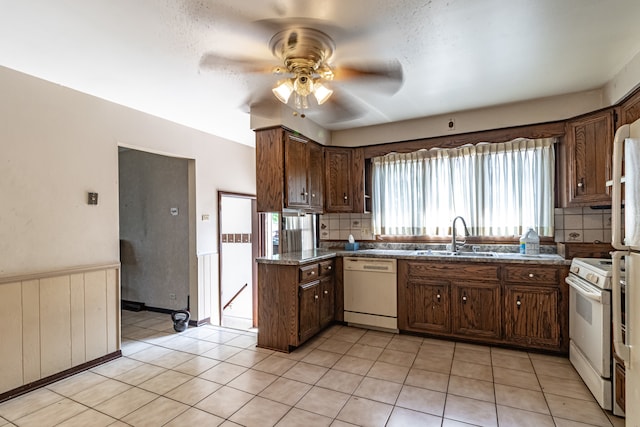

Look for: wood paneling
[40,276,72,377]
[0,282,23,391]
[70,273,86,366]
[85,270,108,361]
[0,264,120,395]
[22,280,41,383]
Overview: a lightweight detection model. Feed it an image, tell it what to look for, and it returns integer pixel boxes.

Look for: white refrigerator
[611,117,640,426]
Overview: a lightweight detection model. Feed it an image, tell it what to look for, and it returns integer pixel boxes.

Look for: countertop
[256,248,570,266]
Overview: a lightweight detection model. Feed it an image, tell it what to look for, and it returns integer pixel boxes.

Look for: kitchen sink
[452,251,497,257]
[412,250,496,258]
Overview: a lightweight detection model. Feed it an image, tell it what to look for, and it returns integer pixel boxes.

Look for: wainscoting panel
[22,279,41,383]
[0,264,120,395]
[0,282,23,392]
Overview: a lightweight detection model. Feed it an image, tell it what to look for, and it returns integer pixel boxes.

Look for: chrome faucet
[451,216,470,253]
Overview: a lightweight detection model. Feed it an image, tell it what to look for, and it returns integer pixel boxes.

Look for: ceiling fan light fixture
[312,82,333,105]
[294,92,309,110]
[272,79,294,103]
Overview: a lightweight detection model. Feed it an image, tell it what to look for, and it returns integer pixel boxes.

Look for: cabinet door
[299,281,320,343]
[285,133,309,209]
[563,110,614,206]
[621,89,640,125]
[319,276,334,328]
[405,279,450,333]
[325,148,353,212]
[308,143,324,211]
[452,282,501,339]
[504,285,560,349]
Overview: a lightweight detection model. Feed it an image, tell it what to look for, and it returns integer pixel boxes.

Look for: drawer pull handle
[528,273,534,278]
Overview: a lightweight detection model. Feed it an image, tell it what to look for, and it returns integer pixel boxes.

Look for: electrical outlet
[447,118,455,131]
[169,293,176,300]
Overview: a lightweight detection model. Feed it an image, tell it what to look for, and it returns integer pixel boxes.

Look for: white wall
[0,66,256,321]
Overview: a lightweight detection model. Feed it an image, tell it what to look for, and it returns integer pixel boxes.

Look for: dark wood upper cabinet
[284,133,310,209]
[255,127,323,213]
[561,109,615,207]
[308,143,324,210]
[324,147,365,213]
[621,89,640,125]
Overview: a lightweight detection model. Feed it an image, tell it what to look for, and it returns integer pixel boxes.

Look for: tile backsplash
[319,213,374,241]
[321,208,619,243]
[554,207,618,243]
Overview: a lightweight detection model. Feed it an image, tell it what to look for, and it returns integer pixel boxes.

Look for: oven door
[566,274,611,378]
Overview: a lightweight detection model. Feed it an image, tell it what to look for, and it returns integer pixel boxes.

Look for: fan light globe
[313,82,333,105]
[272,79,294,103]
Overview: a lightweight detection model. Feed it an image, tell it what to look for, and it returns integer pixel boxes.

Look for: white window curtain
[371,137,555,237]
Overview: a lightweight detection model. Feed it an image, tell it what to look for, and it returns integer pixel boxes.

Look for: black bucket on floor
[171,310,190,332]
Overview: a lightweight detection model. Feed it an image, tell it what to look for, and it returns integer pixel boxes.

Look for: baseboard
[190,317,210,327]
[121,300,145,312]
[0,350,122,404]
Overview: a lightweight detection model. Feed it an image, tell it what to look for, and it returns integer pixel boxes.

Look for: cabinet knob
[314,295,319,300]
[327,266,332,270]
[516,296,522,309]
[462,295,467,303]
[577,177,584,189]
[436,294,441,302]
[310,271,315,275]
[324,290,329,295]
[528,273,534,278]
[343,193,348,201]
[311,193,316,198]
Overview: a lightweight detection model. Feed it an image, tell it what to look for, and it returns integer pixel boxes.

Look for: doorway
[119,148,196,316]
[218,192,258,330]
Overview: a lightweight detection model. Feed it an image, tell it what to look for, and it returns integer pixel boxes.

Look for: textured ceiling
[2,0,640,146]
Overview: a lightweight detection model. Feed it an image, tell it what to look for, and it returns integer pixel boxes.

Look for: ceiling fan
[199,26,404,122]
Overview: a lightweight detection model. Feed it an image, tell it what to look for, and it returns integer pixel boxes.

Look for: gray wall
[119,149,190,310]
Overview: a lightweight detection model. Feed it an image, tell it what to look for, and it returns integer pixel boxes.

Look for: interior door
[219,193,256,329]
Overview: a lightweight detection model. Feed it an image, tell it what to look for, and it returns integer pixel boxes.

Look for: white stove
[566,257,621,412]
[568,257,616,289]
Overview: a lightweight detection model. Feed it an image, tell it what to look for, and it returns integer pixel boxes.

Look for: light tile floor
[0,310,626,427]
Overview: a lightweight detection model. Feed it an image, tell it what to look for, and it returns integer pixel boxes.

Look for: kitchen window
[371,137,555,238]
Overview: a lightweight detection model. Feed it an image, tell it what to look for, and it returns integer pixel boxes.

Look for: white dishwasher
[343,257,398,332]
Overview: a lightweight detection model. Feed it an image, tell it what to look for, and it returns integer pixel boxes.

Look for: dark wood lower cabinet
[452,281,501,339]
[504,285,560,349]
[398,260,569,353]
[258,259,335,352]
[298,280,321,343]
[403,279,450,333]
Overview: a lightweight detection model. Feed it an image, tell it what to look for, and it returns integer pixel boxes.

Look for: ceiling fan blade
[332,59,404,94]
[312,91,366,124]
[198,52,278,74]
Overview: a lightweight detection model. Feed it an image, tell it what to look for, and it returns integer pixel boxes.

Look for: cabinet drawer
[299,264,319,283]
[407,262,500,282]
[319,260,334,276]
[503,266,559,284]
